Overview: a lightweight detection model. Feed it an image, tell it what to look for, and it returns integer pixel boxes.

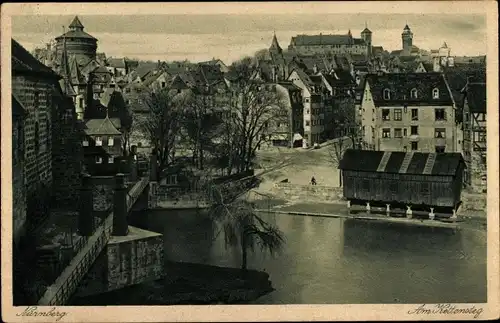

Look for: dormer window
[383,89,391,100]
[410,88,418,99]
[432,88,439,99]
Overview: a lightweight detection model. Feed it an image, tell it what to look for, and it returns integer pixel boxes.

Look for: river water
[130,208,486,304]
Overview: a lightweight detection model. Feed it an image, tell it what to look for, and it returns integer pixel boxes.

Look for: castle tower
[401,24,413,53]
[55,16,98,68]
[361,22,373,57]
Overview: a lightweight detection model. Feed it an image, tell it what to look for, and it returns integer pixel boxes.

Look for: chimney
[78,173,94,236]
[150,150,158,182]
[112,173,129,236]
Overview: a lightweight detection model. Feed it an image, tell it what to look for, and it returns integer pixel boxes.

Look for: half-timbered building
[462,82,486,192]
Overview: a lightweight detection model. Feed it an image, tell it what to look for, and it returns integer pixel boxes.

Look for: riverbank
[249,196,487,231]
[71,262,273,305]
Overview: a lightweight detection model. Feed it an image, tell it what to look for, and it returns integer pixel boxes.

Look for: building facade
[12,39,60,223]
[83,117,124,175]
[288,69,325,147]
[262,82,304,148]
[462,82,486,192]
[12,96,27,244]
[361,72,458,153]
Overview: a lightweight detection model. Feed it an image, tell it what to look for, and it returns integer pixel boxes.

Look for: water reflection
[130,209,486,304]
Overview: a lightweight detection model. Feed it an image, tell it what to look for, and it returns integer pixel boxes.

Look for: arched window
[432,88,439,99]
[410,88,418,99]
[383,89,391,100]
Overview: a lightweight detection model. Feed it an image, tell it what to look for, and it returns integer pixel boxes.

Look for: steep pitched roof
[56,16,97,41]
[170,74,190,90]
[363,72,453,106]
[339,149,465,176]
[12,39,60,78]
[107,58,127,69]
[443,64,486,108]
[99,88,115,107]
[270,33,282,52]
[142,71,167,88]
[84,117,122,135]
[69,16,84,29]
[69,55,86,85]
[12,94,27,118]
[465,83,486,113]
[59,78,77,96]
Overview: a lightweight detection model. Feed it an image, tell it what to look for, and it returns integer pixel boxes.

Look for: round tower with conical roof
[55,16,98,68]
[401,24,413,53]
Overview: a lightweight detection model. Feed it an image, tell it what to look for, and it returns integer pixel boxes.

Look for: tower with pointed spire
[55,16,98,68]
[269,31,283,55]
[401,24,413,54]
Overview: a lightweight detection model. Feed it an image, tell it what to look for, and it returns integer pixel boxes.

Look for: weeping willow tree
[208,183,285,271]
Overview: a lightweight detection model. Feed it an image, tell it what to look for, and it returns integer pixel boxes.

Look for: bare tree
[223,59,289,173]
[329,96,363,186]
[182,88,225,171]
[136,87,186,173]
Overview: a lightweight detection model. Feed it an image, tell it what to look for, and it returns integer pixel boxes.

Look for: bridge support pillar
[366,202,371,214]
[386,204,391,216]
[346,200,351,214]
[406,205,413,219]
[78,173,94,236]
[429,207,435,220]
[450,209,458,221]
[113,173,129,236]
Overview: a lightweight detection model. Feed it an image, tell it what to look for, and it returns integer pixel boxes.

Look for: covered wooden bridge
[338,149,466,219]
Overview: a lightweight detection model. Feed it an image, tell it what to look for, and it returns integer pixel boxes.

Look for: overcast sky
[12,13,487,63]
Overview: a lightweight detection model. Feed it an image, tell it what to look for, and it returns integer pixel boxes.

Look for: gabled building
[461,81,486,192]
[198,58,229,73]
[262,82,304,148]
[83,117,124,175]
[360,72,458,153]
[107,57,129,76]
[288,68,325,147]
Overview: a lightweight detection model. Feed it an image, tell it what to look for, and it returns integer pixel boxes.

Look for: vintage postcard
[1,1,499,322]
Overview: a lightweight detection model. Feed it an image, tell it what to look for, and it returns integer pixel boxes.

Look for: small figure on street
[311,176,317,186]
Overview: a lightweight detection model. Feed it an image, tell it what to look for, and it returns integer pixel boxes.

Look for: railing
[37,177,149,306]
